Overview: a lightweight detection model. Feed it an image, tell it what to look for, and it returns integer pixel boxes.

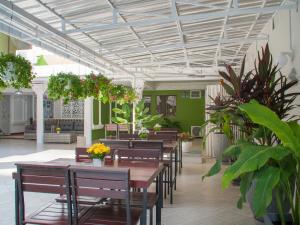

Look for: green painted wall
[92,100,110,140]
[143,90,205,132]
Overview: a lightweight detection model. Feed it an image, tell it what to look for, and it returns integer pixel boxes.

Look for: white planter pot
[182,141,193,153]
[92,158,103,167]
[211,132,229,161]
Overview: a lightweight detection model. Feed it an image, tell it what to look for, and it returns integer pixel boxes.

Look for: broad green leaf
[253,167,281,217]
[223,144,241,157]
[202,160,221,181]
[222,144,289,189]
[222,143,264,189]
[238,173,253,209]
[234,145,288,178]
[239,100,300,156]
[111,117,128,124]
[112,108,125,114]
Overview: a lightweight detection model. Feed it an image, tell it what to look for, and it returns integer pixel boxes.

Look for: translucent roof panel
[0,0,295,80]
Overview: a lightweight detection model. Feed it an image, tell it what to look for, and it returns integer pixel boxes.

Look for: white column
[84,97,93,146]
[32,82,47,144]
[132,79,144,132]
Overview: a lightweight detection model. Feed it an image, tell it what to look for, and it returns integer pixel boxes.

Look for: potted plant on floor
[87,143,110,167]
[219,100,299,225]
[179,132,193,153]
[203,44,300,224]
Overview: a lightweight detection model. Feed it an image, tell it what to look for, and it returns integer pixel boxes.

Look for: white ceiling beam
[102,36,267,55]
[171,0,190,68]
[233,0,239,8]
[232,0,267,63]
[64,4,296,34]
[0,0,136,78]
[34,0,129,67]
[175,0,227,10]
[124,55,243,67]
[215,0,233,66]
[104,0,153,79]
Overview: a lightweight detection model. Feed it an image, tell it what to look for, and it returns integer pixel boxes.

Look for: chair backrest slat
[131,140,163,149]
[119,133,139,140]
[75,147,90,162]
[22,184,66,194]
[22,174,65,186]
[118,148,161,161]
[149,132,178,141]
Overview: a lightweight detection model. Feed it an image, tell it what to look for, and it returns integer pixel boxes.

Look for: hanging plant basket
[47,72,138,104]
[0,53,35,91]
[48,72,83,104]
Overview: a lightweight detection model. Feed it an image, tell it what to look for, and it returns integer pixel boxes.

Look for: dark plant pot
[212,132,230,162]
[232,177,241,186]
[247,181,292,224]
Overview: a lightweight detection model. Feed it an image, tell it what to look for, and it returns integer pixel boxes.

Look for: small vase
[92,158,102,167]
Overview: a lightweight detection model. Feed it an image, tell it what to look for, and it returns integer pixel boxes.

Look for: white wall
[245,9,300,110]
[9,95,34,133]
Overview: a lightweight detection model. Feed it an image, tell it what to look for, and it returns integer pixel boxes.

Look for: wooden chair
[148,132,178,142]
[69,166,142,225]
[131,140,174,203]
[99,139,131,156]
[119,133,140,140]
[15,163,75,225]
[114,148,161,225]
[75,147,91,162]
[105,124,118,139]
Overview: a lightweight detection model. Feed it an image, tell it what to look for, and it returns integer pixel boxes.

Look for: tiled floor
[0,139,261,225]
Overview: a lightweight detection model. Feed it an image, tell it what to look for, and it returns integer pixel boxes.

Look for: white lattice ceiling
[0,0,297,81]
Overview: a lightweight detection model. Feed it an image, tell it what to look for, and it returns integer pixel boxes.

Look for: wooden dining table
[13,158,164,225]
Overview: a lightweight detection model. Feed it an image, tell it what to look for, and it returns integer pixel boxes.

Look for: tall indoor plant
[219,100,300,225]
[203,44,300,224]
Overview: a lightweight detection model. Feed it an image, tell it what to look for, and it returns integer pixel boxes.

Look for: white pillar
[84,97,93,146]
[132,79,144,132]
[32,82,47,144]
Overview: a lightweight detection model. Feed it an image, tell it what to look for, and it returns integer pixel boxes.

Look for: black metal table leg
[142,187,148,225]
[174,146,178,191]
[156,171,163,225]
[15,180,19,225]
[170,151,173,204]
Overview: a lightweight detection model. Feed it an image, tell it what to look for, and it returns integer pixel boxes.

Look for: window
[156,95,176,116]
[143,96,151,114]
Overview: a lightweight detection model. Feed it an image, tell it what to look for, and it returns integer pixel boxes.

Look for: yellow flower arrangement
[87,143,110,160]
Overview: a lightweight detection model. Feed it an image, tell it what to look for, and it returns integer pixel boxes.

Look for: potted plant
[87,143,110,167]
[203,44,300,224]
[55,127,61,134]
[179,132,193,153]
[138,127,149,139]
[153,123,162,132]
[207,100,300,225]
